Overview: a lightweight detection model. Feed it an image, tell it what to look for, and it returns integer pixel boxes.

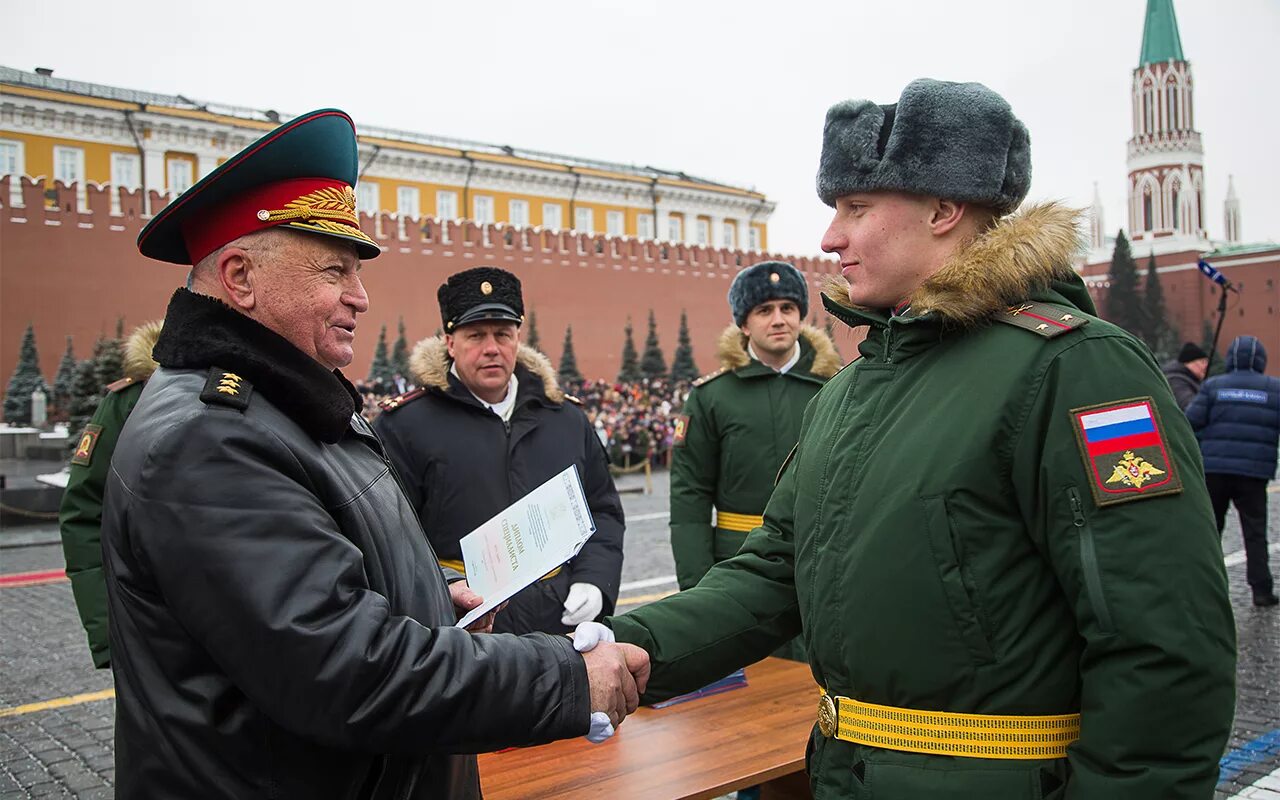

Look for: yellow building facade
[0,67,772,250]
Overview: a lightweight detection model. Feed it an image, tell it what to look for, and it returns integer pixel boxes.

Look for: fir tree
[1104,230,1144,337]
[617,317,641,382]
[53,336,77,417]
[367,325,394,388]
[67,356,102,449]
[3,324,48,424]
[526,310,542,353]
[1142,253,1173,359]
[670,310,699,381]
[93,330,125,389]
[558,326,583,385]
[639,310,666,379]
[391,317,410,377]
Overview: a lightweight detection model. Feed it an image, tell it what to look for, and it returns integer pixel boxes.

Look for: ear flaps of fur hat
[728,261,809,326]
[816,79,1031,215]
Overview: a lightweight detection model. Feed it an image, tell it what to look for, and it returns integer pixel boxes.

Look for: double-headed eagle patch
[1070,397,1182,507]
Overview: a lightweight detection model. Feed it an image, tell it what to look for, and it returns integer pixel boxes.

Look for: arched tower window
[1166,82,1179,131]
[1170,182,1180,230]
[1142,83,1154,135]
[1143,185,1154,231]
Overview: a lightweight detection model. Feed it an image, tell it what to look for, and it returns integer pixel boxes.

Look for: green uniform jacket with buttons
[670,325,841,591]
[58,321,161,669]
[609,204,1235,800]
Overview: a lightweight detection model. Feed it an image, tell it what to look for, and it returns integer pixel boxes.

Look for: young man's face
[820,191,940,309]
[447,321,519,403]
[740,299,801,360]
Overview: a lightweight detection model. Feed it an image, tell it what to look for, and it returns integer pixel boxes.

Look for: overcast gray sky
[8,0,1277,257]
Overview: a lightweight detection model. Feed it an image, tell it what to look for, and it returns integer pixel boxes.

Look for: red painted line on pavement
[0,569,67,588]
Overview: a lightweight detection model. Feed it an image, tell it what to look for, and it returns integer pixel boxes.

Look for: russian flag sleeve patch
[1070,397,1183,507]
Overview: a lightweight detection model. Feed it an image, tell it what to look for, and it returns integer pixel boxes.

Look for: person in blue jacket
[1187,334,1280,607]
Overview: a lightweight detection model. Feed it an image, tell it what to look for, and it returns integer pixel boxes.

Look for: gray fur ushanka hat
[728,261,808,326]
[817,78,1031,214]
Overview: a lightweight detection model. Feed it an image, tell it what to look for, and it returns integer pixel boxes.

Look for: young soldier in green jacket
[583,79,1236,799]
[670,260,840,663]
[58,320,161,668]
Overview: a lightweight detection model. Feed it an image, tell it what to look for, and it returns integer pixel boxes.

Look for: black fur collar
[152,289,361,443]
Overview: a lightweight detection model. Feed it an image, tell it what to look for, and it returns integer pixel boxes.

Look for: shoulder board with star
[200,368,252,411]
[379,388,426,413]
[995,301,1089,339]
[692,367,729,388]
[105,376,140,394]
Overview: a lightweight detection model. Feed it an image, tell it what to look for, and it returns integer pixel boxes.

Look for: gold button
[770,272,781,283]
[257,210,270,221]
[480,281,493,295]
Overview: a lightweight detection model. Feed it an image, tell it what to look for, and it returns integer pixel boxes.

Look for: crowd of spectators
[358,373,691,469]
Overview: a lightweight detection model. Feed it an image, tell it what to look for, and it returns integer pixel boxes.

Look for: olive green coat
[670,325,841,590]
[58,321,161,668]
[611,204,1235,800]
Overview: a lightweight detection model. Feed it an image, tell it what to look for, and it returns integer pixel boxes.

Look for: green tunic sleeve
[668,387,719,590]
[58,383,143,668]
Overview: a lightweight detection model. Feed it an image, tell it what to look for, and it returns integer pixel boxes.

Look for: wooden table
[479,657,817,800]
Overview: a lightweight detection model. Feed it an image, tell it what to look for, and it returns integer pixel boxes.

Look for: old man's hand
[449,581,502,633]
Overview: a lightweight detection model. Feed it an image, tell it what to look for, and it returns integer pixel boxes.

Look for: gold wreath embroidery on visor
[256,185,360,227]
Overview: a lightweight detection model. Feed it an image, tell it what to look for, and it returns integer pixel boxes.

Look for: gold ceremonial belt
[438,559,563,582]
[716,511,765,532]
[817,691,1081,760]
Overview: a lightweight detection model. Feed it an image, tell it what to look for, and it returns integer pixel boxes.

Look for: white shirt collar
[747,340,802,375]
[451,363,519,422]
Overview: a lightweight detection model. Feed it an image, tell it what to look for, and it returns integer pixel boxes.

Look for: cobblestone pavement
[1,473,1277,798]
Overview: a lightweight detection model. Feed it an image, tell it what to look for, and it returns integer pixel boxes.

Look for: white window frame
[55,145,87,208]
[509,199,530,228]
[695,218,709,246]
[110,153,140,189]
[166,157,194,197]
[473,194,495,224]
[636,213,654,240]
[606,210,625,237]
[542,203,563,231]
[749,226,762,251]
[356,181,379,215]
[574,206,594,233]
[436,190,459,221]
[667,215,683,243]
[722,220,737,249]
[1,139,26,207]
[396,186,420,218]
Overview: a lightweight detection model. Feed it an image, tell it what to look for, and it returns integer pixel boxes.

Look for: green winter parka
[670,325,842,590]
[58,320,162,668]
[609,204,1236,800]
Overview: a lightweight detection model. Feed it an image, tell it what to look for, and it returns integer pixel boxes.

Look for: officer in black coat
[375,267,624,634]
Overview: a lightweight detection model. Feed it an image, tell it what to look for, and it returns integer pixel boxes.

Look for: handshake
[573,622,650,743]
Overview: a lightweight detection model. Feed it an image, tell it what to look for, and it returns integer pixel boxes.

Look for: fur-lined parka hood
[409,336,565,404]
[823,202,1083,327]
[716,325,843,378]
[124,320,163,381]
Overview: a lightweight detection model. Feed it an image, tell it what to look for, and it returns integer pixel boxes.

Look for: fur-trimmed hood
[124,319,163,382]
[823,202,1083,327]
[716,325,843,378]
[409,336,565,404]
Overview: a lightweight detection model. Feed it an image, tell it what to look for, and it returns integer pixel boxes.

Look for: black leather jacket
[102,290,589,799]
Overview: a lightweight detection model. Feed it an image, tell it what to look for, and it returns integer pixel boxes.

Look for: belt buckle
[817,693,838,737]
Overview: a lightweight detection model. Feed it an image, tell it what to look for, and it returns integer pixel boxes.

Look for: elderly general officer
[102,109,648,799]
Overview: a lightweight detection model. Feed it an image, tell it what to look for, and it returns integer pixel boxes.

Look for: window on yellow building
[510,199,529,227]
[0,140,24,177]
[55,145,86,208]
[397,186,420,218]
[606,211,625,237]
[166,158,193,196]
[437,190,458,221]
[749,226,761,251]
[667,215,682,243]
[722,220,737,249]
[695,218,709,246]
[574,206,593,233]
[111,153,140,190]
[474,195,495,224]
[637,213,654,240]
[356,181,379,214]
[542,203,562,231]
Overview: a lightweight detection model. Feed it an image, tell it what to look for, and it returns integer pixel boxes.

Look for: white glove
[573,622,619,744]
[561,582,604,626]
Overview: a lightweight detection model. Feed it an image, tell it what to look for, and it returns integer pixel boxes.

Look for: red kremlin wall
[1,177,848,385]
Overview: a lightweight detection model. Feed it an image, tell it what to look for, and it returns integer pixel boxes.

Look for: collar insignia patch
[1070,397,1182,507]
[201,368,252,411]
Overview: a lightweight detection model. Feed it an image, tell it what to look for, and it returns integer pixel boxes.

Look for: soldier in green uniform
[576,79,1235,798]
[670,260,840,663]
[58,320,162,668]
